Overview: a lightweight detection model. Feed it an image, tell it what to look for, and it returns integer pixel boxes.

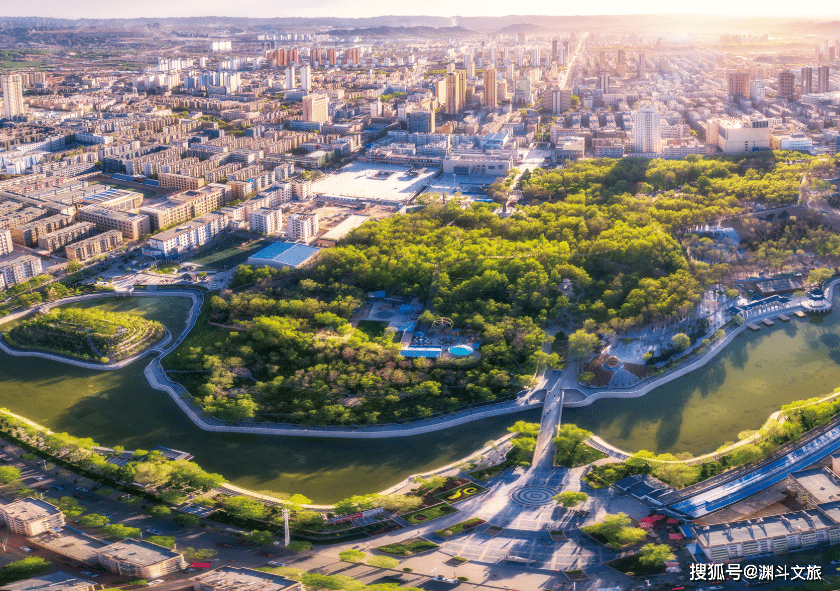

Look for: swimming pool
[449,345,474,356]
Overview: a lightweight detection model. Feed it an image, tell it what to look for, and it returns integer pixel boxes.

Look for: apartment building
[77,189,143,212]
[159,172,206,191]
[248,208,283,235]
[10,214,75,247]
[0,228,13,255]
[302,93,329,123]
[37,222,96,252]
[0,571,96,591]
[139,185,227,231]
[191,567,302,591]
[78,207,151,240]
[147,212,227,256]
[292,179,311,200]
[0,255,41,288]
[0,206,46,230]
[0,498,65,536]
[2,74,25,118]
[286,212,319,242]
[97,539,186,579]
[65,230,124,261]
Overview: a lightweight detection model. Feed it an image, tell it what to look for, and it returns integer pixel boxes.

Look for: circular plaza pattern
[510,486,556,506]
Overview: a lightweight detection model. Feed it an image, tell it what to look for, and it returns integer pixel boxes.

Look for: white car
[267,562,285,566]
[147,528,163,535]
[146,580,165,586]
[433,576,459,584]
[20,546,33,552]
[34,476,44,481]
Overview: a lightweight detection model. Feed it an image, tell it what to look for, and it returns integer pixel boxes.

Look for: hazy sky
[0,0,836,19]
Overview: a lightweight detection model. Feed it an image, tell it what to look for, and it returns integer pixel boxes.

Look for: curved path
[563,281,839,408]
[0,290,196,370]
[3,280,839,442]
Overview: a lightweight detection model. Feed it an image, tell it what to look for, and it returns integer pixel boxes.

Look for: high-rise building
[1,74,24,119]
[302,93,329,122]
[300,65,311,91]
[598,71,610,90]
[444,69,466,115]
[532,47,540,67]
[617,49,626,66]
[285,66,296,90]
[599,51,606,70]
[346,47,360,66]
[638,53,646,80]
[506,63,515,81]
[727,71,751,99]
[817,65,830,93]
[325,48,336,65]
[484,68,498,107]
[778,70,796,99]
[802,66,813,95]
[408,110,435,134]
[309,48,320,65]
[632,101,662,153]
[552,38,558,61]
[516,47,523,68]
[551,88,572,114]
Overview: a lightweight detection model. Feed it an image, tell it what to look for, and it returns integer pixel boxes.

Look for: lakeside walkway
[2,281,838,443]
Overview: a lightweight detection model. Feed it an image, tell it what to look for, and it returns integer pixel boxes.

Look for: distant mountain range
[0,14,834,37]
[326,26,474,38]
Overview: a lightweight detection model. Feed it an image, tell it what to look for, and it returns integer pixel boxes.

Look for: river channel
[3,296,840,501]
[0,296,540,503]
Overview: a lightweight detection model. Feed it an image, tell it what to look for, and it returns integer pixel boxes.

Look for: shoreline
[1,284,837,440]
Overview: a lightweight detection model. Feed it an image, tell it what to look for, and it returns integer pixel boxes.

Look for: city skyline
[0,1,839,19]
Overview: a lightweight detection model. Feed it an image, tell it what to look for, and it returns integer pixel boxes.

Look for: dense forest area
[167,152,833,425]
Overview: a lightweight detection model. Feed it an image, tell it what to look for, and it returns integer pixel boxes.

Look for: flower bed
[434,482,487,504]
[401,503,457,525]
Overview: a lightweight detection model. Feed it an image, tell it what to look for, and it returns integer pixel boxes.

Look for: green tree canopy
[638,543,675,565]
[554,491,589,507]
[244,530,276,545]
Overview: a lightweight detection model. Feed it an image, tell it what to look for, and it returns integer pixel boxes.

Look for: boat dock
[762,318,775,327]
[747,323,761,331]
[795,311,806,318]
[778,314,790,322]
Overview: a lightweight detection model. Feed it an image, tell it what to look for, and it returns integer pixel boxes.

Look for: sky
[0,0,837,19]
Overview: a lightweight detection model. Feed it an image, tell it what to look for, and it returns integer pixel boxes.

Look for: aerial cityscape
[2,5,840,591]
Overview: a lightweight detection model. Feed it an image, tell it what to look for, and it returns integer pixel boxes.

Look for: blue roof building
[246,242,321,269]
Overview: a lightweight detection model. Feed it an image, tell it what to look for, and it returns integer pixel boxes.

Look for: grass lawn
[468,461,514,481]
[186,238,268,270]
[434,483,487,504]
[160,300,232,370]
[555,443,608,468]
[400,503,457,525]
[434,518,485,537]
[356,320,389,339]
[377,538,440,556]
[606,554,666,577]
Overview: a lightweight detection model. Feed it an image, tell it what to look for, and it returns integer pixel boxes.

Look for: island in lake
[3,307,165,364]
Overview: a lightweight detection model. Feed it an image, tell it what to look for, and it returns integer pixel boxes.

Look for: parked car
[267,562,285,567]
[146,580,165,586]
[20,546,33,552]
[216,542,233,548]
[146,529,163,535]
